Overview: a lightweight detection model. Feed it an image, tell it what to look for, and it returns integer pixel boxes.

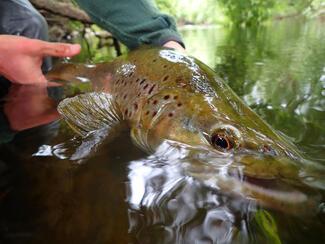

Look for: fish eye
[211,133,233,150]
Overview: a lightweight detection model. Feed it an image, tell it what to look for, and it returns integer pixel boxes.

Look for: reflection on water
[0,19,325,243]
[182,20,325,163]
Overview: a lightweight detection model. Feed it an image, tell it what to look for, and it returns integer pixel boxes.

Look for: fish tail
[46,63,97,83]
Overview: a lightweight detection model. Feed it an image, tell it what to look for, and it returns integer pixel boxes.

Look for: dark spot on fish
[148,84,156,94]
[134,103,138,110]
[136,78,140,83]
[128,111,132,117]
[152,111,157,117]
[176,77,182,82]
[116,79,120,84]
[140,79,146,85]
[137,92,141,97]
[173,95,178,100]
[153,59,157,62]
[153,100,158,105]
[128,72,133,77]
[163,75,169,81]
[168,113,173,117]
[145,111,150,115]
[143,84,149,90]
[124,109,128,116]
[163,64,168,68]
[164,95,170,100]
[123,94,127,99]
[177,103,182,107]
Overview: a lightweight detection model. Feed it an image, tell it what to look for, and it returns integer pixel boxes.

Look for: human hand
[0,35,80,85]
[4,84,60,131]
[163,41,186,53]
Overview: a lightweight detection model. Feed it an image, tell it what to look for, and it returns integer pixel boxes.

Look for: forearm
[75,0,184,49]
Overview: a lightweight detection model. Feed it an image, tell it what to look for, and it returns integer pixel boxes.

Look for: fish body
[51,47,300,158]
[48,47,323,213]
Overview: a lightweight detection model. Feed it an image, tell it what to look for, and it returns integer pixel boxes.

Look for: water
[0,19,324,243]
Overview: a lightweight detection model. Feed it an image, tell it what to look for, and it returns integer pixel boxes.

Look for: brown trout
[47,47,323,214]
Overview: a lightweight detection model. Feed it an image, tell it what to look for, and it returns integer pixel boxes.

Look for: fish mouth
[150,140,323,215]
[155,140,323,189]
[149,140,325,216]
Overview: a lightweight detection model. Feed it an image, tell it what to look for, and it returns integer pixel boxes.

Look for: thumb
[41,42,81,57]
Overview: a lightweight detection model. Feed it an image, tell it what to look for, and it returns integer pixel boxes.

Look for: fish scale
[108,49,198,127]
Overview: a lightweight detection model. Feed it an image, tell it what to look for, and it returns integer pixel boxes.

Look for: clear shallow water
[0,19,324,243]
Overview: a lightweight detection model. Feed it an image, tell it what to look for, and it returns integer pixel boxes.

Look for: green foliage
[155,0,225,25]
[155,0,323,26]
[218,0,275,26]
[155,0,176,17]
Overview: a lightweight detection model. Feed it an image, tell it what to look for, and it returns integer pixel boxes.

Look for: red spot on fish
[152,111,157,117]
[263,145,271,152]
[168,113,173,117]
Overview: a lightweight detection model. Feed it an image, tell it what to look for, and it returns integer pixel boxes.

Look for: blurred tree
[218,0,276,26]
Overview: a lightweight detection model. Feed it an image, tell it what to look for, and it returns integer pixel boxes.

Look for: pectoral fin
[58,92,121,136]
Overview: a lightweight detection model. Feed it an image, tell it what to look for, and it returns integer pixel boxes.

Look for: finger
[30,73,47,85]
[47,81,63,87]
[41,42,81,57]
[163,41,186,53]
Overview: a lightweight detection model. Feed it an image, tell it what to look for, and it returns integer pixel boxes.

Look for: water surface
[0,18,324,243]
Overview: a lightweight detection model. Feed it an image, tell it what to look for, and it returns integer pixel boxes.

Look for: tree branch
[30,0,92,24]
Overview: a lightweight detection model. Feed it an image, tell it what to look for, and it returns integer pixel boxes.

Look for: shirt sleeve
[75,0,184,49]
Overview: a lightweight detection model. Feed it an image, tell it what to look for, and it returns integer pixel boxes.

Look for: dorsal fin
[58,92,122,136]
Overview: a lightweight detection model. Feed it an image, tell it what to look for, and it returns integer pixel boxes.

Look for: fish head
[130,48,301,160]
[134,86,301,160]
[196,95,301,159]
